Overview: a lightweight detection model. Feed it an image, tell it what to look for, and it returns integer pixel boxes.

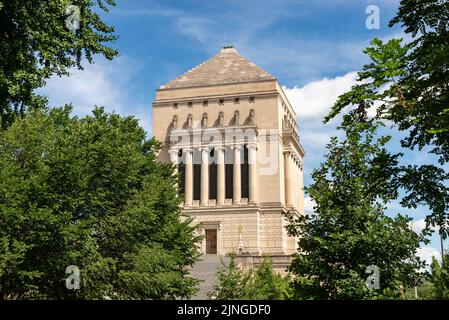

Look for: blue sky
[40,0,446,265]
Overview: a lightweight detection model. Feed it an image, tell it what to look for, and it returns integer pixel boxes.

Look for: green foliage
[326,38,410,124]
[415,280,435,300]
[399,165,449,239]
[390,0,449,149]
[245,258,292,300]
[0,0,118,129]
[287,119,424,299]
[404,278,435,300]
[429,254,449,299]
[324,0,449,242]
[327,0,449,162]
[209,255,251,300]
[209,255,292,300]
[0,106,200,299]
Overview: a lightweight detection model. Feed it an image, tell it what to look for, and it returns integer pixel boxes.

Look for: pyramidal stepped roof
[161,46,275,89]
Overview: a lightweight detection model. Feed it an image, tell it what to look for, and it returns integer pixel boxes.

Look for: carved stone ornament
[234,110,240,126]
[202,112,208,128]
[249,109,255,125]
[218,111,224,127]
[172,115,178,129]
[187,114,193,129]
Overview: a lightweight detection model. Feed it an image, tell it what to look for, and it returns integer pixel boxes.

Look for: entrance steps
[190,255,230,300]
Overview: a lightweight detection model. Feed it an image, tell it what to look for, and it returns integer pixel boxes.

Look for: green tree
[404,278,435,300]
[0,106,200,299]
[209,255,292,300]
[286,119,425,300]
[326,0,449,161]
[245,258,292,300]
[429,254,449,299]
[0,0,118,129]
[209,255,251,300]
[325,0,449,239]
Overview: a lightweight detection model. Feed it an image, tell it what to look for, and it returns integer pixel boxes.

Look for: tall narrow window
[241,145,249,199]
[178,164,185,195]
[193,149,201,201]
[209,148,217,200]
[178,149,185,195]
[225,146,233,199]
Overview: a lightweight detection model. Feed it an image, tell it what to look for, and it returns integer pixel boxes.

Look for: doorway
[205,229,217,254]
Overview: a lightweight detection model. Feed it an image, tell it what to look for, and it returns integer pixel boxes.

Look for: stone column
[284,151,294,208]
[299,159,304,213]
[169,149,179,193]
[217,146,225,206]
[201,147,209,206]
[169,149,178,174]
[184,149,193,207]
[233,145,241,205]
[248,145,258,204]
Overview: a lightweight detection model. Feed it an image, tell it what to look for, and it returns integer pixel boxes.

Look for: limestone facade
[152,46,305,266]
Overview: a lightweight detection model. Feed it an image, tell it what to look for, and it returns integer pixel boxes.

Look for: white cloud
[130,2,377,83]
[42,59,127,113]
[114,1,406,85]
[38,56,152,135]
[417,246,440,267]
[116,7,181,17]
[304,196,316,216]
[240,40,367,85]
[113,0,408,86]
[176,17,214,45]
[409,218,446,235]
[279,72,358,190]
[411,219,427,235]
[301,128,340,146]
[283,72,358,119]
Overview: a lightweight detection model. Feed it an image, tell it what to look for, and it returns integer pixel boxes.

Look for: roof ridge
[160,53,219,88]
[160,48,275,89]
